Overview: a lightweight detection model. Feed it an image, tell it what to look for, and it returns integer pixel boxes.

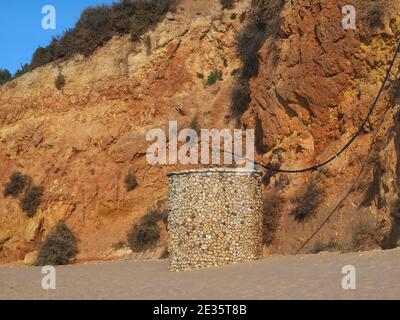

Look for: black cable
[294,104,391,254]
[216,40,399,173]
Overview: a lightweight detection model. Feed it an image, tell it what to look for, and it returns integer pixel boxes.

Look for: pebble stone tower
[167,168,264,272]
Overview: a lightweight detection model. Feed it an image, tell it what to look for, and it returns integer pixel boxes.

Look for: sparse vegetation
[262,192,284,245]
[127,200,168,252]
[231,0,285,118]
[55,74,65,90]
[124,173,138,192]
[35,223,78,266]
[3,172,30,198]
[291,182,325,221]
[221,0,236,10]
[13,0,177,78]
[0,68,11,85]
[20,186,44,218]
[350,218,382,251]
[129,0,175,41]
[206,69,222,86]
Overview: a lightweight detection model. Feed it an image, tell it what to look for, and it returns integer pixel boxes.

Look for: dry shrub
[20,186,44,218]
[0,68,12,85]
[128,224,160,252]
[3,172,30,198]
[35,223,78,266]
[130,0,175,41]
[366,3,384,29]
[55,74,65,90]
[17,0,176,76]
[127,200,168,252]
[124,173,138,192]
[230,83,251,118]
[350,218,382,251]
[291,182,325,221]
[231,0,285,118]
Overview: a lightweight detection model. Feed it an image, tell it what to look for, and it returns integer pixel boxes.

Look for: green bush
[3,172,30,198]
[0,68,12,85]
[35,223,78,266]
[20,186,44,218]
[55,74,65,90]
[221,0,236,10]
[291,182,325,221]
[124,173,138,192]
[207,69,222,86]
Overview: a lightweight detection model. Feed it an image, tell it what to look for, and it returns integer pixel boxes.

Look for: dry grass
[350,218,382,251]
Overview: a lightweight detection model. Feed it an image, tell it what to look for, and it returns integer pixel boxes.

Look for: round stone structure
[167,168,263,272]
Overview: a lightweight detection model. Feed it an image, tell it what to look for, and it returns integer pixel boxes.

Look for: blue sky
[0,0,115,74]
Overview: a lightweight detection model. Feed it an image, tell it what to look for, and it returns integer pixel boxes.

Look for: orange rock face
[0,0,399,264]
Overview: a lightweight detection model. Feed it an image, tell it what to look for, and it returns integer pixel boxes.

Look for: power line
[218,39,400,253]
